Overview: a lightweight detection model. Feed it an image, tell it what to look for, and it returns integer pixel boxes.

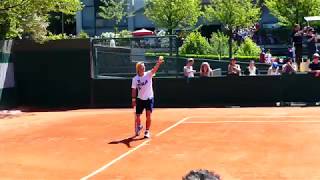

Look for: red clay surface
[1,108,320,179]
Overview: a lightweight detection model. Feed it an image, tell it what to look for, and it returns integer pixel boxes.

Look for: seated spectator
[183,169,220,180]
[268,62,280,75]
[265,49,272,64]
[244,60,258,76]
[228,58,241,76]
[259,48,266,63]
[184,58,196,78]
[273,57,280,63]
[300,58,310,72]
[200,62,213,77]
[309,53,320,77]
[282,58,296,74]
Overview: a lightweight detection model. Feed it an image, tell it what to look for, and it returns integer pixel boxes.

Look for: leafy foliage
[205,0,261,32]
[78,30,89,39]
[210,31,239,58]
[144,0,202,34]
[118,30,132,38]
[236,38,261,56]
[98,0,128,34]
[180,31,212,55]
[265,0,320,27]
[0,0,82,40]
[204,0,261,58]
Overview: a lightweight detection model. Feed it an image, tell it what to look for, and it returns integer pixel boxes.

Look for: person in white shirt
[200,62,213,77]
[244,60,258,76]
[110,39,116,47]
[267,62,280,75]
[131,56,164,138]
[184,58,196,78]
[265,49,272,64]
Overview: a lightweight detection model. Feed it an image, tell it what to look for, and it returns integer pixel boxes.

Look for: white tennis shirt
[131,71,154,100]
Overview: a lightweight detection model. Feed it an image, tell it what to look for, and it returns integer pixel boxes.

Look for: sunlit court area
[2,0,320,179]
[1,108,320,179]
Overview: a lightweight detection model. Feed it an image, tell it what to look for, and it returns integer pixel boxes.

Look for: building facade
[76,0,277,36]
[76,0,154,36]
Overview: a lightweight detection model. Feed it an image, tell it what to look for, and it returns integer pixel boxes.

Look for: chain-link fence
[91,36,181,79]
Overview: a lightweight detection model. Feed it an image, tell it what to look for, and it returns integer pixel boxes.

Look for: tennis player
[131,56,164,138]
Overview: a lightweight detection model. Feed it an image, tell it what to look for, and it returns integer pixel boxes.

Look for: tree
[205,0,261,59]
[265,0,320,27]
[0,0,82,40]
[98,0,128,34]
[144,0,202,35]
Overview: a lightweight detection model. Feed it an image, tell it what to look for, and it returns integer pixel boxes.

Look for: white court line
[189,115,312,119]
[80,116,194,180]
[80,115,318,179]
[183,120,320,124]
[80,139,150,180]
[156,116,194,137]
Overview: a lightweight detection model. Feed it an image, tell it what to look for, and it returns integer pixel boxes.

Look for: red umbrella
[132,28,154,36]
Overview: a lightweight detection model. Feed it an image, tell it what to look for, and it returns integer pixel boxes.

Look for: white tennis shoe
[144,130,150,138]
[135,125,143,136]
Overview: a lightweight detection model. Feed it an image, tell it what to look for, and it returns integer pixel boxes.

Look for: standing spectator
[292,24,303,69]
[184,58,196,78]
[268,62,280,75]
[265,49,272,64]
[228,58,241,76]
[244,60,258,76]
[200,62,213,77]
[309,53,320,77]
[259,48,266,63]
[110,39,116,47]
[306,28,317,60]
[282,58,296,74]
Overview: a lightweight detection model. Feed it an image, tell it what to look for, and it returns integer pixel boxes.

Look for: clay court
[1,107,320,179]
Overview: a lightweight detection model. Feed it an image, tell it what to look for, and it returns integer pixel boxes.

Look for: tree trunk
[169,29,173,56]
[114,19,118,35]
[61,13,64,34]
[228,30,233,59]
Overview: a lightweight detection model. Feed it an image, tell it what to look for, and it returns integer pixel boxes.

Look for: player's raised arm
[151,56,164,75]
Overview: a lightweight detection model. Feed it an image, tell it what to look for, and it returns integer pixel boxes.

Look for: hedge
[145,52,259,62]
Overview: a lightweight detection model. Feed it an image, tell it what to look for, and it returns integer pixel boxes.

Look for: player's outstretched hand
[157,56,164,64]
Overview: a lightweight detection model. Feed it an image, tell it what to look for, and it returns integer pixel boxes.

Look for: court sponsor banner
[0,63,15,89]
[0,40,15,108]
[0,40,14,89]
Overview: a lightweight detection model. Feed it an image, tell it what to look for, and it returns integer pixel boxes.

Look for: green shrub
[145,52,259,62]
[236,38,261,56]
[180,31,212,55]
[210,31,239,58]
[78,30,89,38]
[179,54,259,61]
[210,31,228,56]
[118,30,132,38]
[45,33,70,41]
